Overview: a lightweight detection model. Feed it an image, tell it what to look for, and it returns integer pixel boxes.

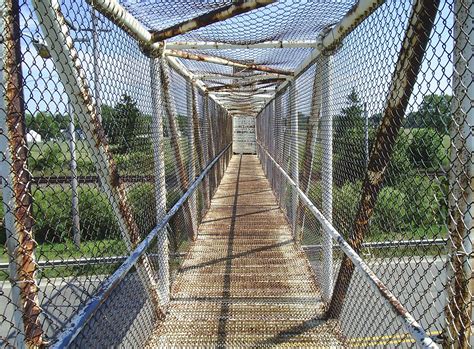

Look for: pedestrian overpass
[0,0,472,348]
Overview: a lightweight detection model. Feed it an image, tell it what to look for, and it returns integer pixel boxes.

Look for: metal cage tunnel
[0,0,472,348]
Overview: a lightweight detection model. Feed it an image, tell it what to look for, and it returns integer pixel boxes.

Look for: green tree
[408,128,445,169]
[102,94,148,153]
[333,89,368,185]
[27,111,63,140]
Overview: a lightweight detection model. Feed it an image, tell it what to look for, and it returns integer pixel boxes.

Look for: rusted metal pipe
[150,1,274,42]
[207,79,282,91]
[165,49,293,76]
[327,0,440,319]
[165,40,318,50]
[1,0,44,346]
[199,73,286,81]
[443,0,474,347]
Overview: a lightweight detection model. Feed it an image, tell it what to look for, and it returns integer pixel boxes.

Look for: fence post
[158,56,196,241]
[68,100,81,248]
[0,1,44,346]
[297,62,323,242]
[274,96,283,205]
[204,94,215,203]
[289,81,299,237]
[186,80,198,236]
[190,86,208,215]
[150,57,170,305]
[444,0,474,346]
[320,54,333,303]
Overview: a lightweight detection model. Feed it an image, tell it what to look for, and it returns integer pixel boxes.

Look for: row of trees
[26,94,191,153]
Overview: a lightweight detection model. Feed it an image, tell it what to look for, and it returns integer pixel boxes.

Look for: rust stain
[4,0,44,346]
[166,49,293,76]
[151,1,275,42]
[146,155,342,347]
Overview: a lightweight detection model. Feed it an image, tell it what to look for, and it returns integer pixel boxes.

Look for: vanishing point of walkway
[148,155,342,347]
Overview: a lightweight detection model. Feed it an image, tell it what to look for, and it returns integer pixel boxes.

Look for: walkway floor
[147,155,342,348]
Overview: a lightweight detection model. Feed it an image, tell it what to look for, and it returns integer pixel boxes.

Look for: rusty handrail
[51,143,231,349]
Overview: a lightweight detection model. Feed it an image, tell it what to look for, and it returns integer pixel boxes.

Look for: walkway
[147,155,342,347]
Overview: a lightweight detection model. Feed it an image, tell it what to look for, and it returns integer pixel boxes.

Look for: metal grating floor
[147,155,343,348]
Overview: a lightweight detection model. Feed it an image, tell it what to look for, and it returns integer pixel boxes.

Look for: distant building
[26,130,42,143]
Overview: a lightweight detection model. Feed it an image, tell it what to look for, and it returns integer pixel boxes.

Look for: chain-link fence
[257,0,472,347]
[0,0,231,346]
[1,0,472,347]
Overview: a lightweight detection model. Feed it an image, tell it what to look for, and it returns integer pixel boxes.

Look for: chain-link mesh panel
[1,0,471,347]
[256,0,468,347]
[0,0,231,346]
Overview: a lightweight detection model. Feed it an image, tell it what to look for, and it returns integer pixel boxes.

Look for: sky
[17,0,454,120]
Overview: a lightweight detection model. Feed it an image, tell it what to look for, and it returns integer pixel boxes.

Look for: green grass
[0,239,127,263]
[28,137,192,178]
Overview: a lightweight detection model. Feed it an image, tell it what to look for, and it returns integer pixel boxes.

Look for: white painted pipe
[320,55,333,303]
[444,0,474,345]
[186,80,198,238]
[68,101,81,248]
[149,57,170,305]
[86,0,152,43]
[289,81,298,237]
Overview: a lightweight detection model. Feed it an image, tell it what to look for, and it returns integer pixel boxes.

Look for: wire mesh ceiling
[114,0,359,116]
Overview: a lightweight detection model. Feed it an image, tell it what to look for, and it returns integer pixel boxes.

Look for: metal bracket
[140,41,165,58]
[316,24,343,56]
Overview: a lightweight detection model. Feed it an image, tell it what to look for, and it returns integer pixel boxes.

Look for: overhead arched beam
[150,0,275,42]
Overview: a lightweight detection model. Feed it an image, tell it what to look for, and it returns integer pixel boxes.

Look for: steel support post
[296,61,323,242]
[0,1,43,346]
[444,0,474,347]
[150,57,170,305]
[274,96,283,205]
[190,86,208,215]
[91,7,101,123]
[158,56,196,241]
[186,80,198,236]
[68,101,81,248]
[320,54,333,303]
[204,95,215,204]
[289,82,299,237]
